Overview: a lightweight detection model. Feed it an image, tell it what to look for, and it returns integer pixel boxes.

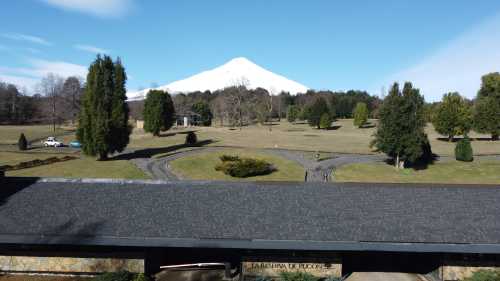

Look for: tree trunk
[492,133,499,141]
[395,154,399,169]
[448,135,453,142]
[98,152,108,161]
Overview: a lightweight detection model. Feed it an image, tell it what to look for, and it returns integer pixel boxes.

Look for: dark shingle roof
[1,178,500,253]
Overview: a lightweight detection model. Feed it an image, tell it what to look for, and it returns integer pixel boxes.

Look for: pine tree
[287,105,300,123]
[18,133,27,151]
[353,102,368,128]
[474,73,500,140]
[319,113,332,129]
[143,90,175,136]
[371,82,429,168]
[77,55,131,160]
[432,92,472,141]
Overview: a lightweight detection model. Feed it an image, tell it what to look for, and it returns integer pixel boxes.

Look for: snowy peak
[127,57,308,100]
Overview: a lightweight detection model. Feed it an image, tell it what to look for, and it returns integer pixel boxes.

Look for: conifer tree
[474,73,500,140]
[371,82,429,168]
[353,102,368,128]
[77,55,131,160]
[143,90,175,136]
[307,97,329,129]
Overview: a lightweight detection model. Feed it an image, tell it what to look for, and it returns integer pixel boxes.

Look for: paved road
[345,272,424,281]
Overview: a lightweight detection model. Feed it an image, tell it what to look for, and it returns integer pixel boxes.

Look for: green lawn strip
[169,149,305,181]
[0,125,73,145]
[334,160,500,184]
[7,156,149,179]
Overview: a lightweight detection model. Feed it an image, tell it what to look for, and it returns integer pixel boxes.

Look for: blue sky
[1,0,500,101]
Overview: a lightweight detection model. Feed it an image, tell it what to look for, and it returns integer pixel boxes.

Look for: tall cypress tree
[143,90,175,136]
[371,82,429,168]
[474,72,500,140]
[77,55,131,160]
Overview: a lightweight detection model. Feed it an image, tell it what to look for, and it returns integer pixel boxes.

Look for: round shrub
[215,155,275,178]
[18,133,28,151]
[185,131,197,145]
[455,137,473,162]
[280,271,319,281]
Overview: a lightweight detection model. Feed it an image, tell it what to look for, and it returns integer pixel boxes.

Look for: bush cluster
[464,269,500,281]
[279,271,319,281]
[0,156,77,172]
[92,271,149,281]
[215,155,275,178]
[455,137,473,162]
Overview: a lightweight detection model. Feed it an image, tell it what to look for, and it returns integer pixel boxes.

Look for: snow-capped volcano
[127,57,308,100]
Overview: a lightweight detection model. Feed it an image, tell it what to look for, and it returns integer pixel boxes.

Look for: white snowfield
[127,57,308,100]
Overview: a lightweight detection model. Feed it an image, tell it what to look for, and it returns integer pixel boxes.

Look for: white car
[43,137,63,147]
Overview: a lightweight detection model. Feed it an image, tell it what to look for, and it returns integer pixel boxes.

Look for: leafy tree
[279,271,319,281]
[18,133,27,151]
[319,113,332,129]
[191,101,212,126]
[307,97,330,129]
[455,137,473,162]
[432,92,472,141]
[287,105,300,123]
[474,72,500,140]
[143,90,175,136]
[371,82,429,169]
[77,55,131,160]
[353,102,368,128]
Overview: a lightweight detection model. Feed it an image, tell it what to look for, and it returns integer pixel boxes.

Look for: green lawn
[335,160,500,184]
[170,149,305,181]
[3,152,148,179]
[0,125,73,144]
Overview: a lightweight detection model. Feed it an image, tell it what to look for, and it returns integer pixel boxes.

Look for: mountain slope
[127,57,308,100]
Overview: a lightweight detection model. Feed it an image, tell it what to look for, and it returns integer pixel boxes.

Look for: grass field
[127,119,500,156]
[0,125,73,144]
[335,160,500,184]
[170,149,305,181]
[4,152,148,179]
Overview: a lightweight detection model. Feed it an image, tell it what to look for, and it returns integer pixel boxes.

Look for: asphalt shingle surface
[1,178,500,249]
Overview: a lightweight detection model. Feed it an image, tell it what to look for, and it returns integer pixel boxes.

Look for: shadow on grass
[436,137,498,142]
[384,153,439,171]
[359,123,376,129]
[325,125,342,130]
[110,139,215,160]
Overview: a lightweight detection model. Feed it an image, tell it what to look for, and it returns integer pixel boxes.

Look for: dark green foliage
[330,90,376,118]
[371,82,429,168]
[77,55,131,160]
[307,98,330,129]
[0,156,77,171]
[455,137,474,162]
[18,133,27,150]
[319,113,332,129]
[474,96,500,141]
[432,92,472,141]
[192,101,213,126]
[279,271,319,281]
[215,155,275,178]
[287,105,300,123]
[254,276,273,281]
[92,271,132,281]
[353,102,368,128]
[185,131,197,145]
[143,90,175,136]
[474,72,500,140]
[464,269,500,281]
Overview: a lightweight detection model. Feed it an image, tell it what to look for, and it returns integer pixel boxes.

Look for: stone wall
[0,256,144,274]
[242,262,341,279]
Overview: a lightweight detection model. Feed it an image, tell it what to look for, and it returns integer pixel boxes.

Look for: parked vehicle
[69,140,81,148]
[43,137,63,147]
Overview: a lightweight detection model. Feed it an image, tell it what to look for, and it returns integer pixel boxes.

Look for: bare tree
[226,77,250,130]
[61,76,83,125]
[38,73,64,132]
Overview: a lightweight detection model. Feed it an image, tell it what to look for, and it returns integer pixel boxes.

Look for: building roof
[1,177,500,253]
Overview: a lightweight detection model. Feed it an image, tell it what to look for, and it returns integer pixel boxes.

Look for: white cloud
[377,13,500,102]
[74,44,110,54]
[41,0,134,18]
[0,59,87,92]
[1,33,52,46]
